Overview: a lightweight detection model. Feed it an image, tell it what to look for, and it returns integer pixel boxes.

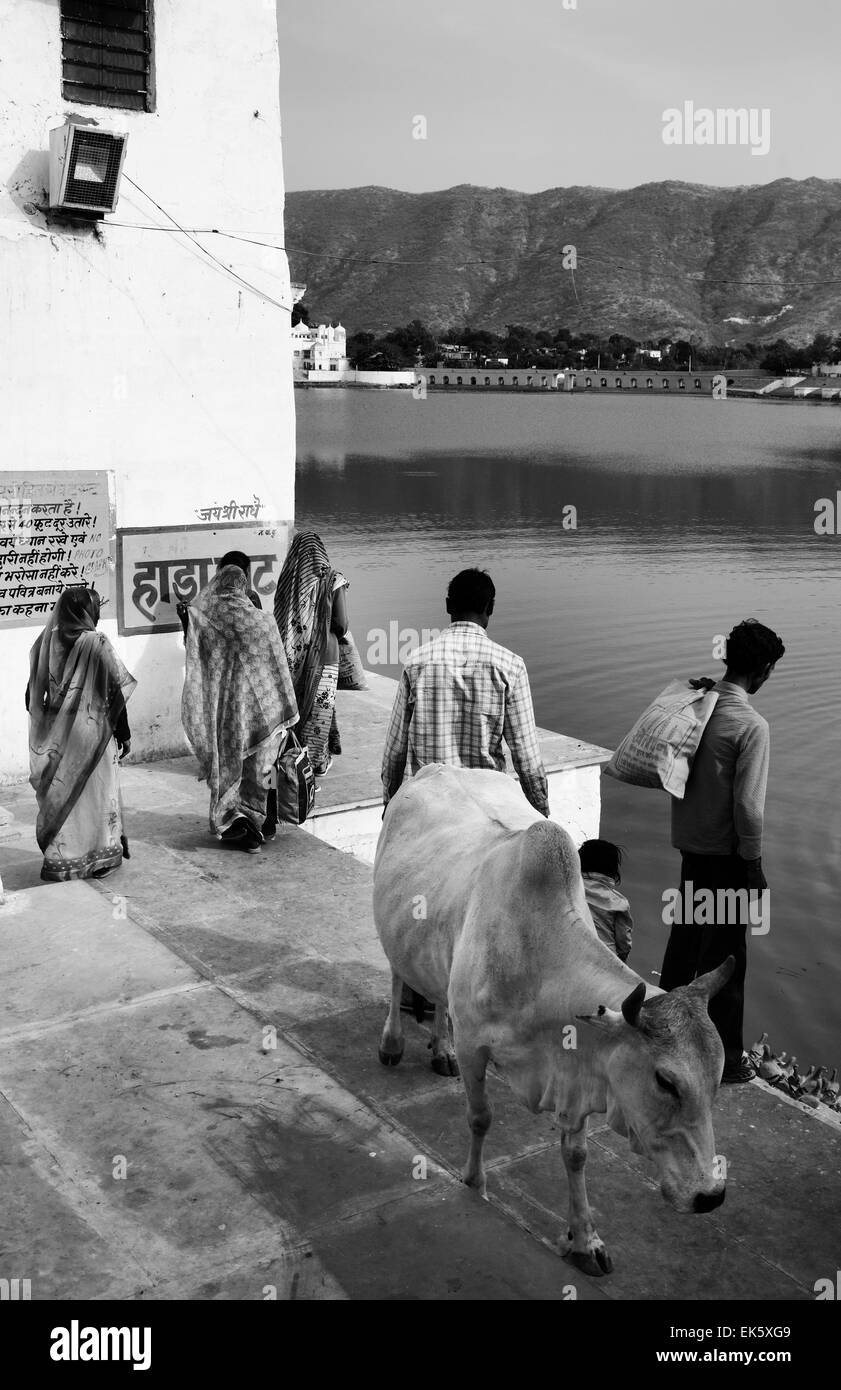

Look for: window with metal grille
[60,1,155,112]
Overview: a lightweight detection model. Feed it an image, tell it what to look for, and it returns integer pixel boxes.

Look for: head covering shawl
[273,532,346,730]
[27,587,136,853]
[182,565,298,829]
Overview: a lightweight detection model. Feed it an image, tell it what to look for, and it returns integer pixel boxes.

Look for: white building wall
[0,0,296,781]
[299,369,416,388]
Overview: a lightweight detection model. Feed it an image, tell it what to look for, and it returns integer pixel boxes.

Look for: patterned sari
[273,532,348,770]
[182,565,298,835]
[27,588,136,882]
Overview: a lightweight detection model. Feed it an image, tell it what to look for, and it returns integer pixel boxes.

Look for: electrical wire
[120,176,293,313]
[103,219,294,287]
[103,192,841,344]
[104,217,841,291]
[105,222,289,252]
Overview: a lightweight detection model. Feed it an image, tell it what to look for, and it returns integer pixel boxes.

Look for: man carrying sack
[659,619,785,1084]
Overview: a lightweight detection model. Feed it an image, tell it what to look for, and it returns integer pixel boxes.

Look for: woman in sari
[181,563,298,853]
[27,586,135,882]
[273,532,349,776]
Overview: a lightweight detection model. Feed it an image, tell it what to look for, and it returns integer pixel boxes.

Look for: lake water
[296,389,841,1069]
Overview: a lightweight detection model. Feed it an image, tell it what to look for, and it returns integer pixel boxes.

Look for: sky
[279,0,841,193]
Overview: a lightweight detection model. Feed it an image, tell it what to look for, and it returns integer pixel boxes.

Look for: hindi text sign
[0,470,113,629]
[117,522,288,636]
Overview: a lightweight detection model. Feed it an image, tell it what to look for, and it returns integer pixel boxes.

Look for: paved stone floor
[1,690,838,1301]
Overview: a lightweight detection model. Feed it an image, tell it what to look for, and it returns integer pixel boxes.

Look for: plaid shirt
[381,622,549,815]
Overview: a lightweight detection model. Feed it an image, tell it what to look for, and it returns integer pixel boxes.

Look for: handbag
[337,630,368,690]
[274,727,317,825]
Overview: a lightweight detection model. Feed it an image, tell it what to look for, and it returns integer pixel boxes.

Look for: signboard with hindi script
[0,470,114,630]
[116,521,288,637]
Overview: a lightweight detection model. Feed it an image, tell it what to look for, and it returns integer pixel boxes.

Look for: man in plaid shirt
[381,569,549,816]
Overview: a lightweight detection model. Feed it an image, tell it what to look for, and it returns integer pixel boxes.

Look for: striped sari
[182,565,298,836]
[27,588,135,882]
[273,532,348,771]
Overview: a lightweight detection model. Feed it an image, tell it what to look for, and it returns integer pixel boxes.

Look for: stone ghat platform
[0,677,838,1301]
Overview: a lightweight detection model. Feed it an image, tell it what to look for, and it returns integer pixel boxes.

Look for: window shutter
[60,1,155,113]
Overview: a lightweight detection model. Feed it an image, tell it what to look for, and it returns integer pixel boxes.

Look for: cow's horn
[621,981,647,1027]
[692,956,736,1001]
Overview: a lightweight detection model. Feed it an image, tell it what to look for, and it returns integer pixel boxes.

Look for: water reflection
[297,390,841,1065]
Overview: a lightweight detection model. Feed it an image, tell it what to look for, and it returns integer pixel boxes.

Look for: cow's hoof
[431,1052,460,1077]
[378,1041,404,1067]
[566,1247,613,1278]
[462,1170,487,1199]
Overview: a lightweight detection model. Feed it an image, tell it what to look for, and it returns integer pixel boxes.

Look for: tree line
[294,307,841,375]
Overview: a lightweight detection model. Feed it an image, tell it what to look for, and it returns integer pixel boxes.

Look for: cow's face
[580,959,733,1214]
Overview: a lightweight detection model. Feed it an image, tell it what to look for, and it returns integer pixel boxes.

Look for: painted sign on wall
[0,470,114,629]
[116,521,289,637]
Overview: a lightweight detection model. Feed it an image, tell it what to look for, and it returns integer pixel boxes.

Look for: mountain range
[285,178,841,345]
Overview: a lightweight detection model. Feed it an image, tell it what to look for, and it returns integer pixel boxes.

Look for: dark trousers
[660,852,749,1072]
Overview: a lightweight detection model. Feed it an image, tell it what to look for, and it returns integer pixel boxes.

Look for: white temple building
[291,322,350,379]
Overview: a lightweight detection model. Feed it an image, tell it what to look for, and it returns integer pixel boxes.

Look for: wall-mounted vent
[49,120,129,215]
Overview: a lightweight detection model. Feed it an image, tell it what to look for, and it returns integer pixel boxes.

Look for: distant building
[436,344,474,366]
[816,362,841,377]
[291,322,350,379]
[414,367,751,394]
[291,322,413,387]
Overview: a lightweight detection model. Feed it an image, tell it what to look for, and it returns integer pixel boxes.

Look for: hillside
[285,178,841,344]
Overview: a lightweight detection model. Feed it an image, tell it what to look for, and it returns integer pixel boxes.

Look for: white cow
[373,764,732,1276]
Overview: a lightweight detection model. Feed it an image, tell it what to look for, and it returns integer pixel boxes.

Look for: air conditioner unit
[49,120,128,216]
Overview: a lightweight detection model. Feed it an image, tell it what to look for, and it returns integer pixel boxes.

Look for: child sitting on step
[578,839,633,963]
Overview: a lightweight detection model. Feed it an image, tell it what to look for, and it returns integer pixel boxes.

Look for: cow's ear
[578,982,647,1034]
[691,956,735,1002]
[576,1004,625,1034]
